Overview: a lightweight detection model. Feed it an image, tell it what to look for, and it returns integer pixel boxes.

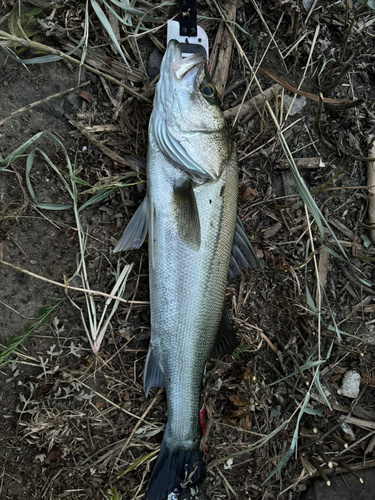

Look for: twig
[258,67,364,108]
[337,461,364,483]
[365,433,375,455]
[216,466,238,498]
[69,120,144,171]
[0,82,89,126]
[311,456,331,486]
[345,416,375,430]
[331,433,348,449]
[315,249,329,304]
[0,259,149,305]
[311,458,375,478]
[109,388,163,468]
[316,447,333,468]
[68,378,157,427]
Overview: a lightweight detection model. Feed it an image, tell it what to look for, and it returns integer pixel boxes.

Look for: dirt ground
[1,1,375,499]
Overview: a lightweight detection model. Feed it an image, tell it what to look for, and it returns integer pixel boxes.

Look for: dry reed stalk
[367,135,375,240]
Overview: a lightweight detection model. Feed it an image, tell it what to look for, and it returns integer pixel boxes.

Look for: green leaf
[0,131,45,167]
[79,187,116,212]
[25,148,73,210]
[8,2,42,39]
[69,176,92,187]
[90,0,130,68]
[0,301,62,367]
[313,370,332,410]
[360,234,372,248]
[306,286,317,314]
[268,359,324,386]
[327,325,359,339]
[232,344,255,359]
[108,0,163,23]
[0,33,85,65]
[262,393,310,484]
[359,0,375,11]
[117,450,159,478]
[107,487,122,500]
[301,405,326,416]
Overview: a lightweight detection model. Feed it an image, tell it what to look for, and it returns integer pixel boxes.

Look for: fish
[114,40,261,500]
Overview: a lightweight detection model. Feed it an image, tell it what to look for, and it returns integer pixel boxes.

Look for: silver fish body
[114,40,260,500]
[147,118,238,443]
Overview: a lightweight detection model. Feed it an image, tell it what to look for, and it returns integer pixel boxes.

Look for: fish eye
[201,83,216,100]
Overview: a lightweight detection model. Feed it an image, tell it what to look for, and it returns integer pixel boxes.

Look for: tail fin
[145,429,205,500]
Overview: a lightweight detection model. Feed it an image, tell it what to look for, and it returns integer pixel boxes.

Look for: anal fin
[210,309,239,359]
[113,197,148,253]
[144,345,165,397]
[229,215,262,278]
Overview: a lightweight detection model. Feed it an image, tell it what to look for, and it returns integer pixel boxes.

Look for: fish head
[150,40,233,181]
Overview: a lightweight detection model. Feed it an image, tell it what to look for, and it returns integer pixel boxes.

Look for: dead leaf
[78,90,95,103]
[228,394,248,407]
[279,256,291,271]
[44,447,62,466]
[242,187,258,202]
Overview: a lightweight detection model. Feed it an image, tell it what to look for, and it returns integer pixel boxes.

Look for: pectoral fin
[229,216,262,278]
[210,309,239,359]
[113,197,148,253]
[172,181,201,249]
[144,345,165,397]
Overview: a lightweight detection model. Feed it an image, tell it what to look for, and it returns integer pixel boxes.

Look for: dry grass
[1,0,375,498]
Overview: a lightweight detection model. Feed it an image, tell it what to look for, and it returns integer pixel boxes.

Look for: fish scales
[148,142,238,445]
[113,40,260,500]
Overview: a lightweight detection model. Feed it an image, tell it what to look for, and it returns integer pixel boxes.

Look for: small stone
[283,95,306,116]
[337,369,361,398]
[224,458,233,470]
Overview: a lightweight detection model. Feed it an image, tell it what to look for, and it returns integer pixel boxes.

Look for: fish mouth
[167,40,205,84]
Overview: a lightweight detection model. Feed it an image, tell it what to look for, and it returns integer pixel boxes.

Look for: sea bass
[114,40,260,500]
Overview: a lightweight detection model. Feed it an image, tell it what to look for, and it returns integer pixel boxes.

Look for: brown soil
[1,1,375,499]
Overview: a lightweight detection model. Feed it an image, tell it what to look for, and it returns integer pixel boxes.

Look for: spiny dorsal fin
[172,180,201,249]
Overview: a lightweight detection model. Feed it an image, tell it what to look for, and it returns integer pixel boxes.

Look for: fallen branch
[0,82,90,127]
[210,0,237,99]
[223,84,281,121]
[69,120,145,171]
